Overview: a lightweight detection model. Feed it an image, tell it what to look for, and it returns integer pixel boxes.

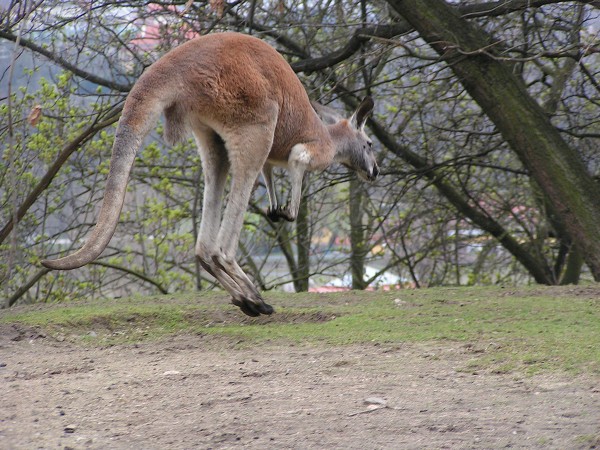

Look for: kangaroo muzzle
[368,163,380,181]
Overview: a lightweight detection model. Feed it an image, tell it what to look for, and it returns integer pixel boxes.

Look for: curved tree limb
[367,116,556,284]
[0,30,132,92]
[5,259,168,307]
[90,261,169,294]
[387,0,600,282]
[459,0,600,18]
[2,1,589,89]
[0,105,122,246]
[6,267,51,307]
[291,24,412,73]
[288,0,595,74]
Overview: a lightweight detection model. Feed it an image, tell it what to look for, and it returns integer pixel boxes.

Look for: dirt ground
[1,323,599,450]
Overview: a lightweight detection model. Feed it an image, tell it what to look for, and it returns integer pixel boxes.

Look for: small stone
[64,425,76,434]
[394,299,409,307]
[163,370,181,376]
[364,397,387,406]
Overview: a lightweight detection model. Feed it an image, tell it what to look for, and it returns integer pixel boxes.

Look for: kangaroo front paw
[267,205,295,222]
[267,207,281,222]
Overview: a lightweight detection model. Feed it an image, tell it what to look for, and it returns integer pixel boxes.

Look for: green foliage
[3,0,599,307]
[1,70,96,302]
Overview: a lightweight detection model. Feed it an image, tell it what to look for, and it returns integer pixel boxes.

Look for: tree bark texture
[294,191,311,292]
[349,176,368,290]
[387,0,600,281]
[372,118,555,284]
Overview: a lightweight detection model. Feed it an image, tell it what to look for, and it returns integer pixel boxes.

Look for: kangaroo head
[315,97,379,182]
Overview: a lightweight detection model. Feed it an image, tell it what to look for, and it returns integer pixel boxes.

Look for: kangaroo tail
[42,96,162,270]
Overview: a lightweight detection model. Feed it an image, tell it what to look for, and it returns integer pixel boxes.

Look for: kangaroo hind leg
[213,123,277,316]
[193,129,254,311]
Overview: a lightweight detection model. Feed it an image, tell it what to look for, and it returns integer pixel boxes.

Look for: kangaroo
[41,32,378,316]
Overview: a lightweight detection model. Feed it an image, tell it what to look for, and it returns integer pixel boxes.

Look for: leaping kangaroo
[42,32,379,316]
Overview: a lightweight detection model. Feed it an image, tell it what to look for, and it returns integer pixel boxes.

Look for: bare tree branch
[459,0,600,18]
[0,30,132,92]
[290,0,597,74]
[368,116,556,284]
[291,24,412,73]
[6,267,51,307]
[0,105,122,246]
[90,261,169,294]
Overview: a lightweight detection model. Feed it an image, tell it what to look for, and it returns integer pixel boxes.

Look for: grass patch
[2,285,599,374]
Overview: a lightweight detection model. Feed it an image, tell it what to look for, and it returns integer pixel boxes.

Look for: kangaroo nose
[370,164,380,181]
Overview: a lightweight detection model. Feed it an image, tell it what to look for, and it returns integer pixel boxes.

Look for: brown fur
[42,33,378,317]
[130,33,329,163]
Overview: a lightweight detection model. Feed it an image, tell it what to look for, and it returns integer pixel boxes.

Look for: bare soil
[1,321,599,450]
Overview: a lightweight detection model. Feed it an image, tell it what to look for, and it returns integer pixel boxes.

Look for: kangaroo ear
[311,100,343,125]
[351,96,374,129]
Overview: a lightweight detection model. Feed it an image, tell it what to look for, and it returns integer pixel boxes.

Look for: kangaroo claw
[266,206,295,222]
[232,297,274,317]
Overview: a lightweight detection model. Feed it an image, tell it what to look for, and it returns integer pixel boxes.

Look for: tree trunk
[349,176,368,289]
[370,119,556,284]
[294,191,311,292]
[387,0,600,281]
[561,246,584,285]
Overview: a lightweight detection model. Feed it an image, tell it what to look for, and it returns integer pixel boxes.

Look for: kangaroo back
[41,33,318,270]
